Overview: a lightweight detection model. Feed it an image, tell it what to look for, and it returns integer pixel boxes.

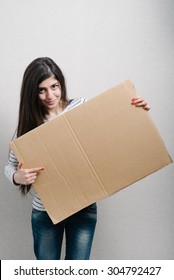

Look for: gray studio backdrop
[0,0,174,259]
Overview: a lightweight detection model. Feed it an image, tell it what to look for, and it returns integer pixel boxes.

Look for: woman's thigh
[65,203,97,260]
[31,209,64,260]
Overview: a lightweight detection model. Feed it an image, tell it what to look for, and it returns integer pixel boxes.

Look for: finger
[136,101,150,109]
[132,97,147,106]
[132,97,151,111]
[29,175,37,183]
[25,174,37,185]
[27,167,45,173]
[132,96,142,101]
[18,161,23,170]
[143,105,151,111]
[25,172,37,178]
[131,97,140,104]
[132,97,143,104]
[135,101,147,107]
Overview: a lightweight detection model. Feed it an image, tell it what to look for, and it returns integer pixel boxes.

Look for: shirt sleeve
[4,149,19,185]
[67,97,86,109]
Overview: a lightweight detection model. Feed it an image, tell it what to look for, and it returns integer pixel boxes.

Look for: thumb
[18,161,23,170]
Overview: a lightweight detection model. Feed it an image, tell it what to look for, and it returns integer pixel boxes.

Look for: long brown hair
[17,57,69,194]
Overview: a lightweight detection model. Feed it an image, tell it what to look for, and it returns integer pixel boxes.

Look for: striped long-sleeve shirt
[4,97,86,211]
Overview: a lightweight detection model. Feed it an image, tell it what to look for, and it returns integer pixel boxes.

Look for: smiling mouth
[46,100,56,105]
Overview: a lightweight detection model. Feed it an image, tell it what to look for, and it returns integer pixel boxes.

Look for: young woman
[4,57,150,260]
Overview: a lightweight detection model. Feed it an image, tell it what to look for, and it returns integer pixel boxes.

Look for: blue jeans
[31,203,97,260]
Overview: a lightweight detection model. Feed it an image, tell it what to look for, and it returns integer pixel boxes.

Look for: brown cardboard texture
[10,80,172,224]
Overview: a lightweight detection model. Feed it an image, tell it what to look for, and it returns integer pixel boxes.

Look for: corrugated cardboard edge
[9,80,173,224]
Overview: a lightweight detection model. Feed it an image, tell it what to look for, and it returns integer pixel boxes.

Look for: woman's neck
[45,101,66,120]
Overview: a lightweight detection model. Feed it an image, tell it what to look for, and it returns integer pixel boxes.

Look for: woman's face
[38,75,62,112]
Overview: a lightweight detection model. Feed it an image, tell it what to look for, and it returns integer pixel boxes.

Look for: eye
[38,88,45,94]
[51,83,59,90]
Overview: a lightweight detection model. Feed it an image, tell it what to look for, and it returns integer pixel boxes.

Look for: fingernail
[132,98,136,101]
[40,167,45,171]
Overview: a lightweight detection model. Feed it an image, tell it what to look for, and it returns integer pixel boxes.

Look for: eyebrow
[38,82,59,89]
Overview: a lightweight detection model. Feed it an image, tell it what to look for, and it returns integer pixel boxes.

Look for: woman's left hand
[131,97,151,111]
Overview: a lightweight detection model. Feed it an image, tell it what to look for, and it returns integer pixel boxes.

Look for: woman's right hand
[13,161,44,185]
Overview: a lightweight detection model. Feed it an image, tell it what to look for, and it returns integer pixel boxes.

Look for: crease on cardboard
[34,130,71,191]
[62,114,108,197]
[36,182,63,217]
[34,130,83,205]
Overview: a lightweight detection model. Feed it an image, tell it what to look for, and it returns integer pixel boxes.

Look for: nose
[46,89,54,99]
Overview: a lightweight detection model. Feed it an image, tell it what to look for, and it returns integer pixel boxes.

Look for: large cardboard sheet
[10,80,172,223]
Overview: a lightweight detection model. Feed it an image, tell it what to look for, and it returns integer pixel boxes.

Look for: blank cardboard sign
[10,80,172,223]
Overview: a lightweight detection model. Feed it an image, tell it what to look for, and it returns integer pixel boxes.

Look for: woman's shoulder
[67,97,86,110]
